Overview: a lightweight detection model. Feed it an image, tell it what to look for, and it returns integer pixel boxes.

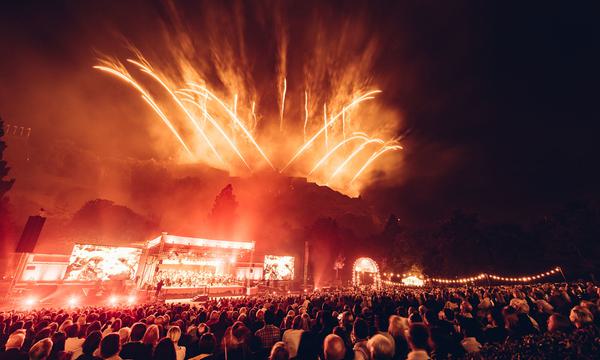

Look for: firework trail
[350,144,403,184]
[303,90,309,142]
[307,133,369,176]
[93,62,194,158]
[327,138,385,183]
[280,78,287,131]
[280,90,381,172]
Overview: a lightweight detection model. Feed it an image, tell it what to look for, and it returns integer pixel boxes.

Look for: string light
[430,266,562,284]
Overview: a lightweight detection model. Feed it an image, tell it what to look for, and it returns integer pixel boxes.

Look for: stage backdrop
[64,244,142,281]
[264,255,294,281]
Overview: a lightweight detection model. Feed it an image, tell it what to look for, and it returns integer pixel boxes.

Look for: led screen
[263,255,294,280]
[64,244,142,281]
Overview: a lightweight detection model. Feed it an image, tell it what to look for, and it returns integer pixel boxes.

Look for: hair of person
[153,337,177,360]
[292,315,303,330]
[198,333,217,354]
[269,341,290,360]
[64,324,79,338]
[264,310,275,325]
[408,313,422,324]
[368,334,395,360]
[143,324,160,345]
[353,317,369,340]
[100,333,121,358]
[388,315,407,338]
[5,332,25,350]
[323,334,346,360]
[130,322,147,342]
[569,306,594,326]
[167,325,182,343]
[119,327,131,344]
[28,338,53,360]
[82,330,102,355]
[408,323,430,351]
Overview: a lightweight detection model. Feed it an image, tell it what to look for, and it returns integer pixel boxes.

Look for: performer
[155,279,164,299]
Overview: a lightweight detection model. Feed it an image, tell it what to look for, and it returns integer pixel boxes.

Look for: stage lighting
[109,296,118,305]
[25,297,36,306]
[127,296,136,304]
[229,256,236,264]
[68,297,78,306]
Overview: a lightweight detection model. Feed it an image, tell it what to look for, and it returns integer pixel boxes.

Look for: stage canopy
[147,234,255,251]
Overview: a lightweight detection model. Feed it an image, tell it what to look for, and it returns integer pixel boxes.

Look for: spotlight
[229,256,236,264]
[25,297,36,306]
[109,296,118,305]
[127,296,136,304]
[68,297,78,306]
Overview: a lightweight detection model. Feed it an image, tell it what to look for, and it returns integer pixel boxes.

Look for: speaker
[16,215,46,253]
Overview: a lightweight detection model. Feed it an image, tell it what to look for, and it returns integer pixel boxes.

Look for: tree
[0,118,16,276]
[208,184,238,238]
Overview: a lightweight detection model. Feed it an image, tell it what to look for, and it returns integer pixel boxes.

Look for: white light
[109,296,118,305]
[127,296,136,304]
[25,297,36,306]
[68,297,78,306]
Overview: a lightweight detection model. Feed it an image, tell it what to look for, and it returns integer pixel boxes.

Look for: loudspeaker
[16,215,46,253]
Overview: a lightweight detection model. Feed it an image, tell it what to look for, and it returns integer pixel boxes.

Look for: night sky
[1,0,599,227]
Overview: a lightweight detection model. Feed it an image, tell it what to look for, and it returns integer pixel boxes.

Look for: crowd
[152,270,235,288]
[1,282,599,360]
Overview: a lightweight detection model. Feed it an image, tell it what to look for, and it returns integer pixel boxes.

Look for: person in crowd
[195,333,216,360]
[28,339,53,360]
[141,325,160,355]
[119,323,148,360]
[406,323,430,360]
[569,305,594,329]
[366,334,394,360]
[323,334,345,360]
[117,328,129,346]
[387,315,409,360]
[167,326,185,360]
[99,334,121,360]
[351,318,370,360]
[64,325,84,354]
[74,331,101,360]
[268,342,289,360]
[1,332,27,360]
[152,338,176,360]
[281,316,303,358]
[547,313,573,333]
[255,310,281,352]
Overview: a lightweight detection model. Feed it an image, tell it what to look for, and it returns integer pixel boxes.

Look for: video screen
[64,244,142,281]
[263,255,294,281]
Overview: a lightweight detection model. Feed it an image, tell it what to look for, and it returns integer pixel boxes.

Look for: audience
[0,282,598,360]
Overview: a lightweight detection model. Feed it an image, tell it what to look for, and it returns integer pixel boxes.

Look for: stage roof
[147,234,254,251]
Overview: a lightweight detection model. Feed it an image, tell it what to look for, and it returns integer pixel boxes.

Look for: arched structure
[352,257,381,288]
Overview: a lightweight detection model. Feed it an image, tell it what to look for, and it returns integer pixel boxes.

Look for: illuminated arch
[352,257,381,288]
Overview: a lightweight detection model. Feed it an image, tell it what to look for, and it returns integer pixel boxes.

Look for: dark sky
[1,0,599,227]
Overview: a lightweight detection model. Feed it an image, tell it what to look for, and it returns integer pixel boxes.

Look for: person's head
[460,301,473,314]
[407,323,430,351]
[167,326,181,344]
[269,341,289,360]
[153,337,176,360]
[82,331,102,355]
[388,315,407,338]
[29,338,53,360]
[292,315,303,330]
[323,334,346,360]
[352,317,369,342]
[100,333,121,359]
[118,327,131,344]
[5,332,25,350]
[130,322,147,342]
[547,313,572,333]
[198,333,216,354]
[65,324,79,339]
[423,310,438,326]
[367,334,395,360]
[110,318,122,332]
[143,324,160,346]
[264,310,275,326]
[408,313,422,325]
[569,306,593,328]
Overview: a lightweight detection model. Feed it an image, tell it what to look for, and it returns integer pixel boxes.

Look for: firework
[96,53,400,195]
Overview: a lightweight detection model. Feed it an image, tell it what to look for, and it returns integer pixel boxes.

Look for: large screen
[64,244,142,281]
[263,255,294,281]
